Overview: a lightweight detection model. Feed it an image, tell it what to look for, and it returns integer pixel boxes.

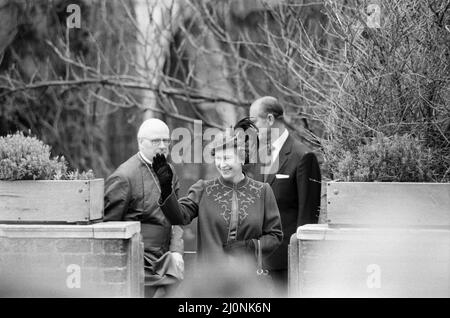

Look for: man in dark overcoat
[249,97,321,296]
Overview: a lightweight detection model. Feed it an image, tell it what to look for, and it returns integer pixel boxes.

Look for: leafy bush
[0,132,95,180]
[66,169,96,180]
[323,134,441,182]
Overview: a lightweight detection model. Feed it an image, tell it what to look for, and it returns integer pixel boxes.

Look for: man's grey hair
[256,96,284,121]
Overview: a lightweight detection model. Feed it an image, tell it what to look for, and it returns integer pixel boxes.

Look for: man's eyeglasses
[142,138,172,146]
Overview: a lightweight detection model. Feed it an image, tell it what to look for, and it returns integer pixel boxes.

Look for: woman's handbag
[256,239,275,295]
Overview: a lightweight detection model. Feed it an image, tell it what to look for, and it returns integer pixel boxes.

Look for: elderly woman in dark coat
[152,134,283,266]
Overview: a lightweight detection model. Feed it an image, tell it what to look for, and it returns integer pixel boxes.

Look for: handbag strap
[256,239,265,275]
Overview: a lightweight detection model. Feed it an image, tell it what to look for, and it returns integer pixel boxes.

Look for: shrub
[323,134,439,182]
[66,169,95,180]
[0,132,94,180]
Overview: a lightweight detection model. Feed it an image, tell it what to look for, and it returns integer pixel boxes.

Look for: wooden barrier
[326,182,450,227]
[289,224,450,297]
[0,179,104,223]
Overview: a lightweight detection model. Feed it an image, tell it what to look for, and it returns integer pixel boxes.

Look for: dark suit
[245,134,321,286]
[104,153,184,297]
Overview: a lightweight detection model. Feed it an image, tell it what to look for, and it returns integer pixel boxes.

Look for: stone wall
[289,224,450,297]
[0,222,144,297]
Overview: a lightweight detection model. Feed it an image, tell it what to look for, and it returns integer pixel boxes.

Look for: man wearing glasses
[104,118,184,298]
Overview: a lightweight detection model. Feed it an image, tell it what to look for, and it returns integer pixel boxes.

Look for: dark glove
[223,239,256,256]
[152,153,173,201]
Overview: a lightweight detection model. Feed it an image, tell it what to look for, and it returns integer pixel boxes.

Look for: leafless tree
[0,0,448,180]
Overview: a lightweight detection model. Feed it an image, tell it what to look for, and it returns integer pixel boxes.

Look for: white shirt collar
[271,129,289,154]
[139,151,152,165]
[265,129,289,174]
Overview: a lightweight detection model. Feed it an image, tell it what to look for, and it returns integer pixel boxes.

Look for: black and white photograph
[0,0,449,303]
